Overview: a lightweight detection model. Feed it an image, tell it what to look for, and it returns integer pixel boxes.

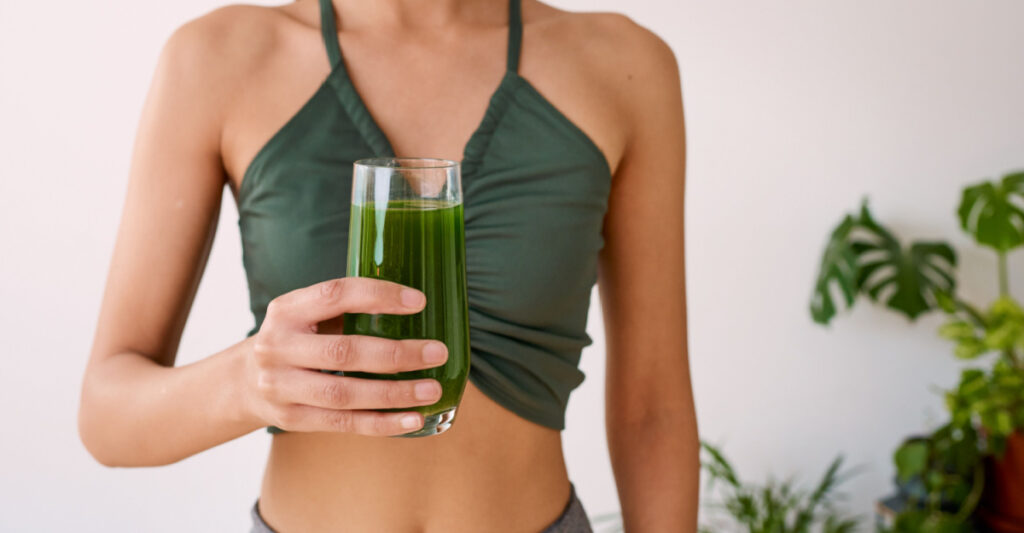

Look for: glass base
[394,407,457,438]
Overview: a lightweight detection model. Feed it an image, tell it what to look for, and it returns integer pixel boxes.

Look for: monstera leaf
[854,204,957,320]
[810,215,858,324]
[958,171,1024,252]
[810,202,957,324]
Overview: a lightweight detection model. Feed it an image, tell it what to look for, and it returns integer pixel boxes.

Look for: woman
[78,0,697,530]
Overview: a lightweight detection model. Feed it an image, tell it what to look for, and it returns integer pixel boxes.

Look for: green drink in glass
[342,158,470,437]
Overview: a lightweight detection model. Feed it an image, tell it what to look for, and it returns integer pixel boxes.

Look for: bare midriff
[258,381,572,533]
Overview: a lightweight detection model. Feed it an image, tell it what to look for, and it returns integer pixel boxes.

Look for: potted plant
[588,442,860,533]
[699,443,860,533]
[810,171,1024,532]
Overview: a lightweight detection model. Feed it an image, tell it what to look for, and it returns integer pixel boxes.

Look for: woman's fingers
[277,334,448,373]
[265,368,443,410]
[272,404,425,436]
[268,277,425,328]
[247,278,445,434]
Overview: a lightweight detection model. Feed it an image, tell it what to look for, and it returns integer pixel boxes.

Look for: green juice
[342,199,470,435]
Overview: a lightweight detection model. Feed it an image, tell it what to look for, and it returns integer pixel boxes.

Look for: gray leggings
[251,484,593,533]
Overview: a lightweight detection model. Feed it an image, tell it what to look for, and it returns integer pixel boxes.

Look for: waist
[258,381,571,533]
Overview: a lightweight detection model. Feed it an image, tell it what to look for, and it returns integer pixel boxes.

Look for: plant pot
[977,431,1024,533]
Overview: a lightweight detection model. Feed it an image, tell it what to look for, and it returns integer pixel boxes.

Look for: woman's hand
[243,277,448,436]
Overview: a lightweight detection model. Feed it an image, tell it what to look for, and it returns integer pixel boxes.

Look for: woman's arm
[78,16,251,466]
[80,13,447,467]
[599,22,698,532]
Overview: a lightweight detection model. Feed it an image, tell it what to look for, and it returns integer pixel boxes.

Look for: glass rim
[354,157,459,170]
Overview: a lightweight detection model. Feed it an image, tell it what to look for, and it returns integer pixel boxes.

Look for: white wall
[2,0,1023,531]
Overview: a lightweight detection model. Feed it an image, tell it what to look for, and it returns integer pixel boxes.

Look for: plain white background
[2,0,1024,531]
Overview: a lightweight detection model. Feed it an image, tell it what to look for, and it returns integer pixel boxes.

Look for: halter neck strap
[506,0,523,73]
[318,0,342,67]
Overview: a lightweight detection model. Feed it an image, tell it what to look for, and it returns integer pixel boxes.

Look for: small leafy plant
[699,442,860,533]
[887,423,983,532]
[810,170,1024,530]
[588,443,861,533]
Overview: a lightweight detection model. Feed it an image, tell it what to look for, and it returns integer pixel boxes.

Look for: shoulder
[155,3,322,97]
[160,4,294,78]
[149,3,316,126]
[525,4,682,164]
[528,5,679,85]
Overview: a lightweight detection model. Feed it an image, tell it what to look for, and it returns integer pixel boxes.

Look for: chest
[232,14,617,335]
[222,25,623,191]
[236,71,612,332]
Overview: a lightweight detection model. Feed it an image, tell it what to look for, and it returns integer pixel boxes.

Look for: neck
[331,0,505,31]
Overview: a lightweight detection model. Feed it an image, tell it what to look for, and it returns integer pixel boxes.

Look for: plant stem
[953,466,985,523]
[998,250,1009,296]
[956,298,987,328]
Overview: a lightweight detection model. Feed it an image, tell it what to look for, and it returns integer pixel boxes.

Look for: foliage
[883,509,974,533]
[889,424,983,531]
[699,442,860,533]
[810,202,956,324]
[855,205,957,322]
[957,171,1024,253]
[939,295,1024,454]
[946,359,1024,455]
[811,169,1024,529]
[940,297,1024,363]
[810,214,859,324]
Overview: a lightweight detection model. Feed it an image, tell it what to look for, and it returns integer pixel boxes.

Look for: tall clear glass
[344,158,469,437]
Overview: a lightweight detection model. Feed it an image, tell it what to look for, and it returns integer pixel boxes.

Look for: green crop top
[238,0,611,430]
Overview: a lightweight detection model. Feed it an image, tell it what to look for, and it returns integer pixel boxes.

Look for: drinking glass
[342,157,469,437]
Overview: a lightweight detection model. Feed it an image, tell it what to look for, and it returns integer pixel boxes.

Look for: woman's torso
[260,384,571,532]
[214,0,630,530]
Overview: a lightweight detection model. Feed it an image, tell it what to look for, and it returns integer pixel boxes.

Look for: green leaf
[892,509,970,533]
[938,320,976,341]
[959,368,986,390]
[934,290,958,313]
[807,456,844,509]
[823,515,860,533]
[980,410,1000,433]
[980,297,1024,354]
[700,441,740,488]
[947,399,972,426]
[894,441,929,481]
[939,320,989,359]
[984,321,1024,351]
[990,296,1024,317]
[811,215,859,324]
[699,445,860,532]
[995,409,1015,436]
[854,204,956,320]
[953,339,987,360]
[950,370,986,414]
[893,510,928,531]
[958,171,1024,252]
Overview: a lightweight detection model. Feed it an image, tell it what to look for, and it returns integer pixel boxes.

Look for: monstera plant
[810,202,956,324]
[810,170,1024,532]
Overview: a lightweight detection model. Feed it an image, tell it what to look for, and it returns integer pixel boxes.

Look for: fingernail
[423,342,448,364]
[401,414,422,429]
[401,289,425,308]
[415,381,440,401]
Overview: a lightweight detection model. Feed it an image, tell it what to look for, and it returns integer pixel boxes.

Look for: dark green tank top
[238,0,611,430]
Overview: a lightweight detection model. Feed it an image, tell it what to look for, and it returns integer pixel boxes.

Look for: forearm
[78,338,261,467]
[608,410,699,532]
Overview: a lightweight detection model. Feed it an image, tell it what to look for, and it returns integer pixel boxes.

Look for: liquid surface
[341,199,470,420]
